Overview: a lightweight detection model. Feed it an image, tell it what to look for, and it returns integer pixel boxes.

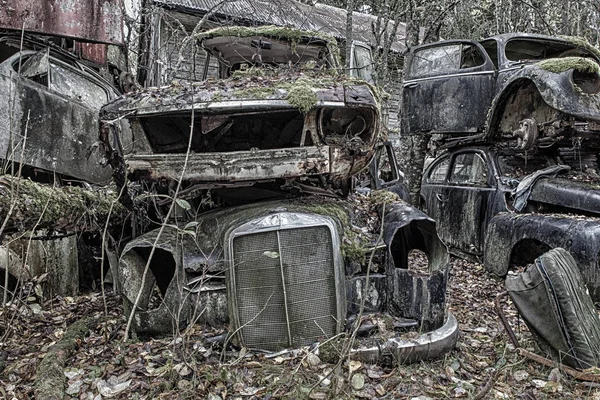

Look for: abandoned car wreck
[98,26,458,363]
[0,32,131,298]
[403,33,600,301]
[402,33,600,140]
[0,33,124,184]
[100,26,380,198]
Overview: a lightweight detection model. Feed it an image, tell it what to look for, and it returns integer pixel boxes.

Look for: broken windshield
[139,109,307,153]
[202,35,332,77]
[408,43,486,78]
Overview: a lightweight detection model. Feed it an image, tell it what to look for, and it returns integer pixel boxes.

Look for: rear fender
[484,212,600,301]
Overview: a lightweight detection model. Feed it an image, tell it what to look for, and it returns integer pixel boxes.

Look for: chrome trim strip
[404,70,495,85]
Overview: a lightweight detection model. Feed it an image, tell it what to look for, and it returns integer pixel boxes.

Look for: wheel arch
[485,77,557,140]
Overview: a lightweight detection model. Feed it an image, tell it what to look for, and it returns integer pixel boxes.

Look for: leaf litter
[1,258,600,398]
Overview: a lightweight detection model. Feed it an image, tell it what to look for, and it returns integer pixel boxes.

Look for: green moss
[318,337,346,364]
[284,80,319,113]
[196,25,335,44]
[369,190,400,207]
[299,203,351,226]
[538,57,600,74]
[297,202,369,263]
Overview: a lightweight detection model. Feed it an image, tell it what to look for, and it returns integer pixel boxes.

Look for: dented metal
[100,27,380,196]
[117,198,456,361]
[107,26,455,362]
[403,33,600,143]
[0,38,124,183]
[422,143,600,301]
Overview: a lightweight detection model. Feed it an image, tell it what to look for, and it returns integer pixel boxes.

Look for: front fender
[486,61,600,138]
[484,213,600,301]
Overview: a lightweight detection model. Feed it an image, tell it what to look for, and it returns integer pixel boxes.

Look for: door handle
[404,82,418,89]
[436,193,448,202]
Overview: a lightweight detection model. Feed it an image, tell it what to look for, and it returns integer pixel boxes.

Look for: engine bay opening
[139,109,306,153]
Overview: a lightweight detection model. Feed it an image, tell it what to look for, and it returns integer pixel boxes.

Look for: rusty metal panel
[126,147,331,182]
[75,42,107,65]
[0,0,123,45]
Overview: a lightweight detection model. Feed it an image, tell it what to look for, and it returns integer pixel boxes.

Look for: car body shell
[402,33,600,139]
[0,38,122,183]
[421,145,600,301]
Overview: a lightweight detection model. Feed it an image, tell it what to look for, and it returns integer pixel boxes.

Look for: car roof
[483,33,570,43]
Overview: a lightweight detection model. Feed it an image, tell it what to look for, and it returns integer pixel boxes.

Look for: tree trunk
[345,0,354,71]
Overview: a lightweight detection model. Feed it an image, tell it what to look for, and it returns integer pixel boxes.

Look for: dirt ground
[2,257,600,399]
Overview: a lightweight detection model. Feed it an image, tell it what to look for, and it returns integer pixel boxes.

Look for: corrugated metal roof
[153,0,407,52]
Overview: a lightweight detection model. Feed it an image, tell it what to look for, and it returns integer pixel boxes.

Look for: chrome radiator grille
[231,224,340,351]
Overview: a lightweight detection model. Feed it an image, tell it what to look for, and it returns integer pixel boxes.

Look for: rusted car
[0,33,123,183]
[402,33,600,142]
[100,26,457,363]
[101,26,381,200]
[412,34,600,301]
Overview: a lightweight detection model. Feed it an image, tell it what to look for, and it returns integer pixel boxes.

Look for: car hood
[120,194,437,275]
[528,177,600,216]
[100,70,378,118]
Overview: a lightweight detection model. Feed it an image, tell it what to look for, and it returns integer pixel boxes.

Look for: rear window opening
[505,39,595,63]
[139,109,307,153]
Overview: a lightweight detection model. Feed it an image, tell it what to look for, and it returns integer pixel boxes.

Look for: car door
[422,150,495,255]
[420,154,451,230]
[445,151,496,254]
[402,40,496,136]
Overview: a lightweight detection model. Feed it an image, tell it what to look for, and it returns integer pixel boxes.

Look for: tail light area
[227,213,345,351]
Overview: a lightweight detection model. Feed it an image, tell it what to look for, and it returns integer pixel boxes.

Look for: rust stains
[0,0,123,45]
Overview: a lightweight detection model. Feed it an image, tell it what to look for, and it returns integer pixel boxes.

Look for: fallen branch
[33,317,96,400]
[518,348,600,382]
[0,175,126,234]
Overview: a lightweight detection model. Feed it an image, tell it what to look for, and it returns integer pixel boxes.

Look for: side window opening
[49,60,109,109]
[409,43,486,78]
[349,42,374,84]
[371,143,400,186]
[480,39,499,69]
[449,153,488,186]
[18,50,50,86]
[427,158,450,183]
[460,44,485,68]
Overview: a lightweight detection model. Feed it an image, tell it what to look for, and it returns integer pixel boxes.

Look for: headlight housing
[573,69,600,95]
[318,107,376,147]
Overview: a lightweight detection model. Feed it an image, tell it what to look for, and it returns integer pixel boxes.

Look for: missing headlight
[319,108,375,145]
[573,69,600,95]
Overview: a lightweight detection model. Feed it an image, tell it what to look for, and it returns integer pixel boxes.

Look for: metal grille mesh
[232,226,338,350]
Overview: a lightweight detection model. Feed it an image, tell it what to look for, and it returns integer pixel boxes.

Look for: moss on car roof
[195,25,342,68]
[195,25,337,44]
